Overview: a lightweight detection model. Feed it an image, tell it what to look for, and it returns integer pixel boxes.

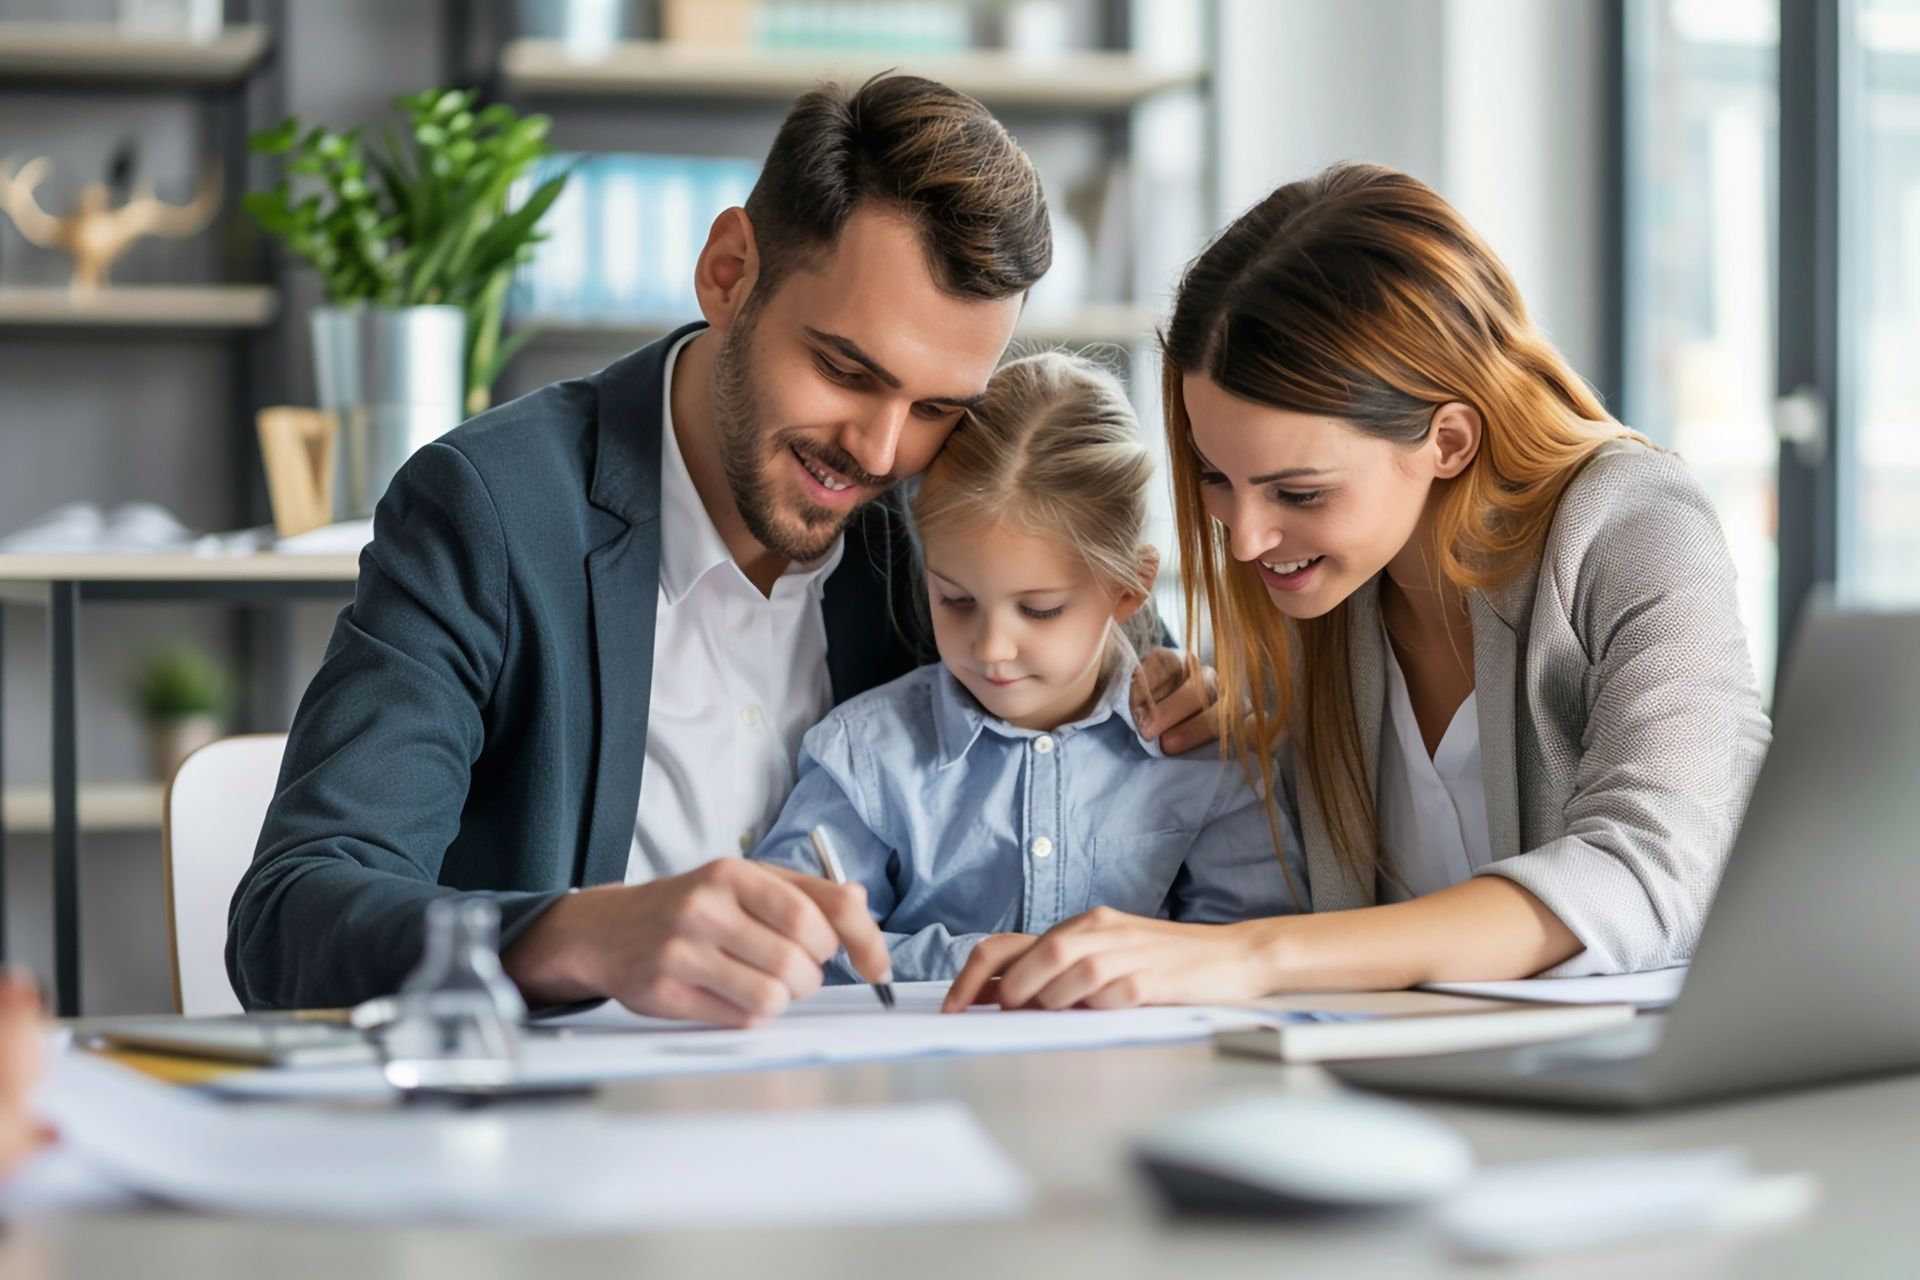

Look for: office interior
[1,0,1904,1015]
[0,0,1913,1270]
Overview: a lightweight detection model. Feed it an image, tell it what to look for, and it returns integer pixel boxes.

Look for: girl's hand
[941,909,1279,1013]
[1131,649,1221,756]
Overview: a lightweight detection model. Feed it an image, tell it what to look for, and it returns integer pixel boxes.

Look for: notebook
[1216,991,1638,1064]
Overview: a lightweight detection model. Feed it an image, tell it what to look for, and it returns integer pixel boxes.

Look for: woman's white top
[1375,623,1493,903]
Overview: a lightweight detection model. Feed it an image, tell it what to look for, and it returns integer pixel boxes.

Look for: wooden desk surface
[3,1039,1915,1279]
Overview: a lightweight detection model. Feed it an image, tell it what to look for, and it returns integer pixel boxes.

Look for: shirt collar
[930,642,1162,769]
[656,331,845,605]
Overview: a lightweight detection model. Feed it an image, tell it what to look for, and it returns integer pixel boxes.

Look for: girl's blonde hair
[1162,162,1640,894]
[912,351,1158,654]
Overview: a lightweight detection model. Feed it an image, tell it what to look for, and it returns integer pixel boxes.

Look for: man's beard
[710,310,892,564]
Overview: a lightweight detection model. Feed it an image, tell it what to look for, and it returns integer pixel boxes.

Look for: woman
[943,162,1769,1012]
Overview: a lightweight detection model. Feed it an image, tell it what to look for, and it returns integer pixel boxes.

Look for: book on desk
[1218,991,1637,1064]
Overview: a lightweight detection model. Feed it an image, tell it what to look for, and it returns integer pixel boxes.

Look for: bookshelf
[519,302,1161,352]
[2,783,163,835]
[0,21,271,87]
[0,286,279,334]
[486,3,1210,407]
[0,9,290,1017]
[499,38,1200,110]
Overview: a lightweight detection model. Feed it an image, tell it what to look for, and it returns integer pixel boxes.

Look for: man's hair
[744,73,1052,300]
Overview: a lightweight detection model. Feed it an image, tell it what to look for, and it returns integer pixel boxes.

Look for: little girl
[751,352,1305,982]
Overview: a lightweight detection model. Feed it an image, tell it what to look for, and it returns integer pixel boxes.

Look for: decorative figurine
[0,153,221,290]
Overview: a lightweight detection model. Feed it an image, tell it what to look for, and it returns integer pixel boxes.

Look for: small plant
[134,646,227,722]
[245,88,570,414]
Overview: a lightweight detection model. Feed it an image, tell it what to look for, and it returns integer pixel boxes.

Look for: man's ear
[693,207,761,335]
[1429,401,1483,480]
[1113,546,1162,622]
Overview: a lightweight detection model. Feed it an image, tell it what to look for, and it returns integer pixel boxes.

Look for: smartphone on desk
[83,1016,379,1068]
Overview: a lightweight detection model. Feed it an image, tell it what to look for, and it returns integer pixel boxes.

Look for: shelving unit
[480,3,1211,405]
[0,8,290,1016]
[518,301,1160,352]
[2,783,163,835]
[498,38,1200,110]
[0,21,270,87]
[0,285,279,333]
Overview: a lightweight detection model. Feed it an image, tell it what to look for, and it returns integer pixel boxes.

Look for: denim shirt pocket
[1085,829,1196,917]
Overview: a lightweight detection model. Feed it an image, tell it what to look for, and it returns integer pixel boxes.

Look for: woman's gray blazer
[1289,441,1771,976]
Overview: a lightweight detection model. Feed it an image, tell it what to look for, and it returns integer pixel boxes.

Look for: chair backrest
[162,733,287,1015]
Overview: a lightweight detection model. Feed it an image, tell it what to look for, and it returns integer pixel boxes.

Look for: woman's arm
[944,876,1579,1012]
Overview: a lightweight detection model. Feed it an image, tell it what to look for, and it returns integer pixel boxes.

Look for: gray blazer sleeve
[226,442,568,1011]
[1477,451,1770,976]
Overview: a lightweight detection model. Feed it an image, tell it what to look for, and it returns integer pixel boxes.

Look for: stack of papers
[5,1050,1030,1230]
[214,982,1269,1102]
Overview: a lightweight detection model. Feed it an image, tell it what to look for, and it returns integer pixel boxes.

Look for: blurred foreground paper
[14,1050,1029,1230]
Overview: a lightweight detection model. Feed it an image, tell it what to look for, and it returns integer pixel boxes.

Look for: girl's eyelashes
[1197,468,1228,487]
[934,594,1064,620]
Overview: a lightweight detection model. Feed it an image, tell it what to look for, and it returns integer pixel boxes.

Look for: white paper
[1441,1150,1818,1258]
[23,1050,1028,1231]
[213,981,1267,1102]
[1420,966,1688,1009]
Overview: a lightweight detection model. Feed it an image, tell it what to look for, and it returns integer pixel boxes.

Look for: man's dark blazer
[226,323,931,1010]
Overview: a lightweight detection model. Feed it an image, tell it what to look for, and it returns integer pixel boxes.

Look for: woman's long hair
[1163,162,1636,894]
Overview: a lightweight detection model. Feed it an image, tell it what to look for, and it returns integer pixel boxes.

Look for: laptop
[1329,606,1920,1110]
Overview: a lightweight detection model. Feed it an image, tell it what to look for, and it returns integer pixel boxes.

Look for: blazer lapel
[574,326,700,887]
[1470,590,1524,864]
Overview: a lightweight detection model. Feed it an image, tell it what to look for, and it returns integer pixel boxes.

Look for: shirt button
[740,705,761,726]
[1030,836,1053,859]
[1033,735,1055,754]
[738,830,755,852]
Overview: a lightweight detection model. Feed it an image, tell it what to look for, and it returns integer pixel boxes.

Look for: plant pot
[311,304,467,521]
[147,713,222,784]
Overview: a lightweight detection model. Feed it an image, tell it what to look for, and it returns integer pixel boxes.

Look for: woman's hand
[942,909,1280,1013]
[1131,649,1221,755]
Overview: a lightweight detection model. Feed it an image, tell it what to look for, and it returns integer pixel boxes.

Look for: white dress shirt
[1375,622,1493,903]
[626,332,844,883]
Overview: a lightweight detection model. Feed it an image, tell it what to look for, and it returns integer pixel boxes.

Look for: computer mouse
[1134,1091,1475,1215]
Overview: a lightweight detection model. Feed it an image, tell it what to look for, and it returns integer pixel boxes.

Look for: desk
[0,554,360,1016]
[7,1041,1917,1277]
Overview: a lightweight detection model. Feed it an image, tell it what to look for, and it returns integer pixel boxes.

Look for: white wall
[1214,0,1609,380]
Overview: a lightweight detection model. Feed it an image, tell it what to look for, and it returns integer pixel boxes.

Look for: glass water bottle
[374,898,528,1091]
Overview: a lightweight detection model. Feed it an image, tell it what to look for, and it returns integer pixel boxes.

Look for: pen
[808,826,896,1010]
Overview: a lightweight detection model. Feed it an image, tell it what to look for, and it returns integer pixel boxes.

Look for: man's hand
[504,859,891,1027]
[1131,648,1221,756]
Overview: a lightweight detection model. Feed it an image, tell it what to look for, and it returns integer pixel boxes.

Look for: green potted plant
[246,88,570,519]
[134,645,229,782]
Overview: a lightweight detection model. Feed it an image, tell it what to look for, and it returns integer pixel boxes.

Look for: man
[228,74,1210,1025]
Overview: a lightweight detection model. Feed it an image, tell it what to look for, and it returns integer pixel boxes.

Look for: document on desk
[214,982,1266,1101]
[14,1050,1029,1230]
